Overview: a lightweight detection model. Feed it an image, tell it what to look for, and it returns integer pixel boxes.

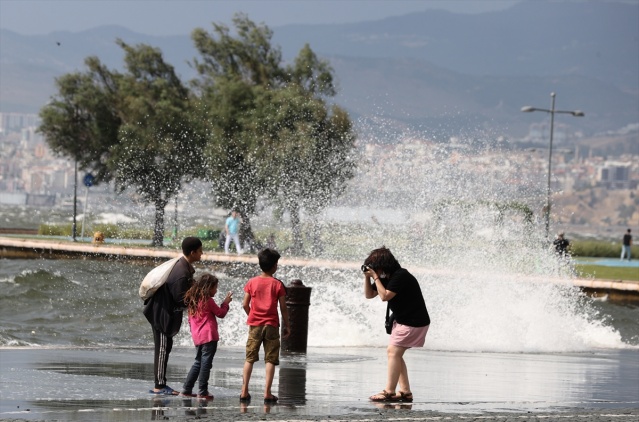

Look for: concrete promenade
[2,236,639,421]
[1,235,638,302]
[1,346,638,422]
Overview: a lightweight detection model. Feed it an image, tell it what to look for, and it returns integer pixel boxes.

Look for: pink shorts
[389,322,429,348]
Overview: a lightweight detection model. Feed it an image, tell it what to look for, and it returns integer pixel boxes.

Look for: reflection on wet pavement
[1,346,638,421]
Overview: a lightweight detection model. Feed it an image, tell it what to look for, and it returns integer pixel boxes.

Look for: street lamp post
[72,159,78,242]
[521,92,584,239]
[173,194,178,240]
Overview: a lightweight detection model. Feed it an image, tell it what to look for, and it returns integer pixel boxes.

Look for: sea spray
[0,135,634,351]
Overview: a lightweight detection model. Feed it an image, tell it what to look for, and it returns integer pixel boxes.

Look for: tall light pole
[521,92,584,239]
[72,159,78,242]
[173,194,178,240]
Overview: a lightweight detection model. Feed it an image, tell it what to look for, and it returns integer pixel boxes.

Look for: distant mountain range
[1,0,637,139]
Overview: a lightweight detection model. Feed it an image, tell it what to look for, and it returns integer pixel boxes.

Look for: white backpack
[139,257,181,300]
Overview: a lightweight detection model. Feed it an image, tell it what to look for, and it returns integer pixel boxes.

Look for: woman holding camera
[363,246,430,403]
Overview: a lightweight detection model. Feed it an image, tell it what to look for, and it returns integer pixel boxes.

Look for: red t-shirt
[244,276,286,327]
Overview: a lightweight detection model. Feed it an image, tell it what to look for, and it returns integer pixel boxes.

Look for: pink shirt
[188,298,229,346]
[244,276,286,327]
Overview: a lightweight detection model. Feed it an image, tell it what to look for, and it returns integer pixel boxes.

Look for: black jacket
[143,256,195,336]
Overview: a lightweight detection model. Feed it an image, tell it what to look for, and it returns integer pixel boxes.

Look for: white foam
[94,213,137,224]
[202,259,627,353]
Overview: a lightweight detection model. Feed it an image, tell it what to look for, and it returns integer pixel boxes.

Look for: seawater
[1,257,637,351]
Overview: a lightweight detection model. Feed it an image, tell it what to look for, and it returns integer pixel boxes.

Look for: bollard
[281,279,312,354]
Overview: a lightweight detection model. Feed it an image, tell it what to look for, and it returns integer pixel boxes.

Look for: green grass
[575,264,639,281]
[571,240,639,258]
[33,223,639,283]
[38,223,155,239]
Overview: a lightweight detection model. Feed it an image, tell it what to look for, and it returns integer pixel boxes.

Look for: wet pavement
[1,346,638,421]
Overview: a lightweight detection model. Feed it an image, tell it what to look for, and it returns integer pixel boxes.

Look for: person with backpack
[143,237,203,395]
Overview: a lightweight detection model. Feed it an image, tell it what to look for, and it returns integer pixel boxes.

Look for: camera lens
[361,265,368,272]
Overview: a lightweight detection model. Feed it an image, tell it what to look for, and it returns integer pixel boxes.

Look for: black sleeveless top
[376,268,430,327]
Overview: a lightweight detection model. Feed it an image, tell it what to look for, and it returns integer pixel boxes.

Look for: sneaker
[197,393,214,400]
[180,392,196,397]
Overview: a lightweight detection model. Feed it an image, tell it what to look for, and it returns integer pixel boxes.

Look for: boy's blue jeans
[183,341,218,395]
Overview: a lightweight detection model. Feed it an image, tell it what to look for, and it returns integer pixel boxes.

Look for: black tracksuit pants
[152,328,173,389]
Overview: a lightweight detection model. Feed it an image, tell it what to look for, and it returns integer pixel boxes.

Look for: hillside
[555,187,638,240]
[0,1,637,138]
[274,1,638,91]
[328,56,637,138]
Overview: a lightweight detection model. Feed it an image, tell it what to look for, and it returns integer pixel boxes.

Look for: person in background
[363,246,430,403]
[621,228,632,261]
[240,248,290,404]
[553,232,570,257]
[180,273,233,400]
[144,237,203,395]
[225,210,243,254]
[266,233,277,250]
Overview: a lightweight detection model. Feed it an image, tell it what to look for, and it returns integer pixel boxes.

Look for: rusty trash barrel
[281,279,312,354]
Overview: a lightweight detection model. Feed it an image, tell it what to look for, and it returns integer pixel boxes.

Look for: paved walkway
[1,347,638,421]
[1,236,637,301]
[1,236,638,421]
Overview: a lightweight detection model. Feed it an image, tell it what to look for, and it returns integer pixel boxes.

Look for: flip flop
[239,393,251,402]
[264,394,278,403]
[149,386,179,396]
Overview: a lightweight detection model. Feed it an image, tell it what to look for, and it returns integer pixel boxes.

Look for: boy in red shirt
[240,248,290,403]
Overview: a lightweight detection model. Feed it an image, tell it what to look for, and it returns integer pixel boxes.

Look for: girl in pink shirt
[180,273,232,400]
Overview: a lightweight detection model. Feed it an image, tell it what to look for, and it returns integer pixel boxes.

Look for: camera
[361,264,369,272]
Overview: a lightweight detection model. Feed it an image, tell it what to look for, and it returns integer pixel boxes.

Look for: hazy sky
[0,0,522,36]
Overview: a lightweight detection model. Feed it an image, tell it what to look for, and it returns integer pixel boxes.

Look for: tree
[37,66,120,183]
[191,15,288,250]
[251,87,356,253]
[192,15,357,253]
[264,45,355,253]
[191,14,285,88]
[112,40,206,246]
[288,44,336,97]
[197,79,264,249]
[39,40,205,246]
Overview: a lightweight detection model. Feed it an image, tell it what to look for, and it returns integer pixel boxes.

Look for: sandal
[369,390,394,402]
[264,394,278,403]
[149,386,179,396]
[391,391,413,402]
[239,393,251,403]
